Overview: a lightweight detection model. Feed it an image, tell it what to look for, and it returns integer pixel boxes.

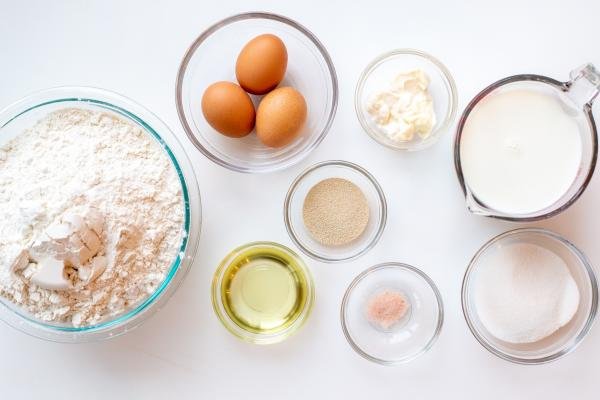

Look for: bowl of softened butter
[355,49,458,151]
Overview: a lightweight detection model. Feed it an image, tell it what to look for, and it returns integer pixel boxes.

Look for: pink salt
[366,290,409,330]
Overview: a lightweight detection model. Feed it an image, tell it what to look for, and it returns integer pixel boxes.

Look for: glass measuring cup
[454,64,600,221]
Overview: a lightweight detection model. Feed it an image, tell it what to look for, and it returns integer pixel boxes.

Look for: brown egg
[236,34,288,95]
[256,87,307,148]
[201,81,255,138]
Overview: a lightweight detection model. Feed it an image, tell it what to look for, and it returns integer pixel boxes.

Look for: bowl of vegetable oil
[211,241,315,344]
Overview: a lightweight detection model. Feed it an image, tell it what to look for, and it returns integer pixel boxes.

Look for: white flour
[0,108,184,326]
[474,242,580,344]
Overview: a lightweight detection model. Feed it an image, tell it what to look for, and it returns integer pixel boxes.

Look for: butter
[366,69,436,142]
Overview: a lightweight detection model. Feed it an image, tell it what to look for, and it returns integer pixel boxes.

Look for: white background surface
[1,0,600,398]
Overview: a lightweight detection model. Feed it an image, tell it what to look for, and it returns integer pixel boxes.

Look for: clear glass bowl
[355,49,458,151]
[341,263,444,365]
[176,12,338,173]
[462,228,598,364]
[211,242,314,344]
[0,87,202,342]
[284,160,387,263]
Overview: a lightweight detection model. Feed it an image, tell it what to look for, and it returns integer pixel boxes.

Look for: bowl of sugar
[462,228,597,364]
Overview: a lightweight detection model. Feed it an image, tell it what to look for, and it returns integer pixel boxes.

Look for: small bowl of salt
[462,228,598,364]
[340,262,444,365]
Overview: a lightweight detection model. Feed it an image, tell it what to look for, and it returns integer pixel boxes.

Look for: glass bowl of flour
[0,87,201,342]
[462,228,598,364]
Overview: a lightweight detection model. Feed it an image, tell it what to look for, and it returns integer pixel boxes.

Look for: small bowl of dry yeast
[284,160,387,262]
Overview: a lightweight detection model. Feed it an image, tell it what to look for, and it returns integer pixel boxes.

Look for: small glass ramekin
[355,49,458,151]
[341,263,444,365]
[211,241,314,345]
[176,12,338,173]
[284,160,387,263]
[0,87,202,342]
[462,228,598,364]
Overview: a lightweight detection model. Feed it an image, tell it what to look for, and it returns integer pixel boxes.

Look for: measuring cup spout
[464,190,494,217]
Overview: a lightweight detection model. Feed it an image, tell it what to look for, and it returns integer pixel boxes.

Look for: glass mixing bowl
[0,87,201,342]
[462,228,598,364]
[284,160,387,263]
[341,263,444,365]
[355,49,458,151]
[454,64,600,221]
[176,12,338,173]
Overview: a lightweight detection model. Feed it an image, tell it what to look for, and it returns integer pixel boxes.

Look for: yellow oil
[220,246,310,334]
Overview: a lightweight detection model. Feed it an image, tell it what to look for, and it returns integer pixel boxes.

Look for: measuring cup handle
[568,64,600,107]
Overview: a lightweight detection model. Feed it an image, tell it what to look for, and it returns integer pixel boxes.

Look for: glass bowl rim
[175,11,339,173]
[461,227,599,364]
[211,241,315,345]
[283,160,387,263]
[0,86,201,336]
[354,48,458,152]
[453,74,599,222]
[340,262,445,365]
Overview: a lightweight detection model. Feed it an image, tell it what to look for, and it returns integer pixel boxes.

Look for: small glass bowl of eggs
[176,12,338,173]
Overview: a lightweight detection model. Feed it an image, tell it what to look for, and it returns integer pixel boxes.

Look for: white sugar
[474,242,580,344]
